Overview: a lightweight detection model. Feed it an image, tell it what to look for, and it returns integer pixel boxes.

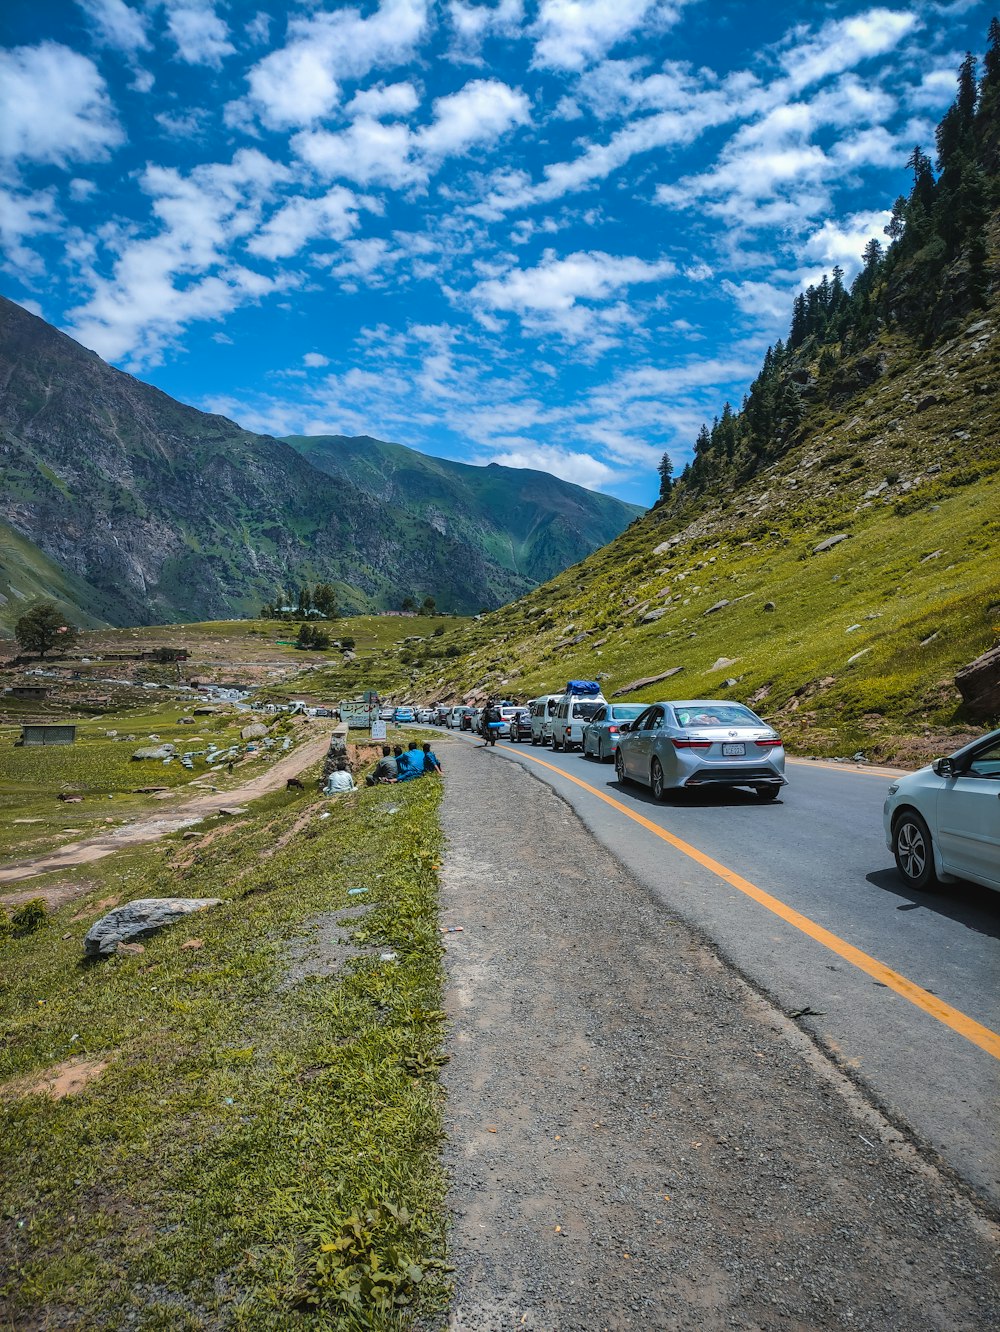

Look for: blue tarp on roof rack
[566,680,601,695]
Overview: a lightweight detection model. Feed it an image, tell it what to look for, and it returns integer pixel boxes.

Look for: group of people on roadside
[365,741,442,786]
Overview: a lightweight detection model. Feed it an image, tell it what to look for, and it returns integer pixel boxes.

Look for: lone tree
[657,452,674,501]
[15,604,78,658]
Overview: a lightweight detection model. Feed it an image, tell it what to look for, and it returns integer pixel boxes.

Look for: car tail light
[756,737,782,748]
[672,738,711,749]
[565,726,572,735]
[608,726,618,734]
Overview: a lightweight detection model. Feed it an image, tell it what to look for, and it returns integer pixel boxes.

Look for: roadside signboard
[371,720,387,741]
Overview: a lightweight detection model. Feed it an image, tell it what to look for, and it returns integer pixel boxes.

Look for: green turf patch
[0,773,450,1330]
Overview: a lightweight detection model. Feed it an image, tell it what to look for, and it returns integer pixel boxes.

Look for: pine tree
[657,453,674,500]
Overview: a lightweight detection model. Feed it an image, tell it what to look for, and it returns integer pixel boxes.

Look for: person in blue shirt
[396,741,427,782]
[422,742,442,773]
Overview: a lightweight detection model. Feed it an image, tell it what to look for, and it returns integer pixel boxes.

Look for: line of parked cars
[391,689,1000,893]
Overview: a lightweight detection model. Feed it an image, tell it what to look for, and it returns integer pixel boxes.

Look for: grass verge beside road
[0,770,449,1330]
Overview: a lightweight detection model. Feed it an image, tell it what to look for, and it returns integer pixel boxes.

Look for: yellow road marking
[507,747,1000,1062]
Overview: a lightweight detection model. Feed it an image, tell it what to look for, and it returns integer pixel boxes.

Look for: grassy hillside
[285,434,642,588]
[354,307,999,762]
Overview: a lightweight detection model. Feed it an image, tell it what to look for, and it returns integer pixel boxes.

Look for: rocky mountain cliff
[0,299,640,631]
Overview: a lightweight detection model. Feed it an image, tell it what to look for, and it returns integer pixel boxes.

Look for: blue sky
[0,0,990,505]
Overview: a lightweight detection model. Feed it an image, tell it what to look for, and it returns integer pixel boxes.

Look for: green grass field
[0,771,449,1330]
[0,705,301,861]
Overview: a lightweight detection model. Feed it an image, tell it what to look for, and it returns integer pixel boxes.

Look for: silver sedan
[581,703,646,761]
[614,699,786,800]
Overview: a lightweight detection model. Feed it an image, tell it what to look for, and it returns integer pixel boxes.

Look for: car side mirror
[618,722,631,733]
[931,757,954,778]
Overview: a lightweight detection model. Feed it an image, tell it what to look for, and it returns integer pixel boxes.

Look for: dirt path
[0,734,332,886]
[436,736,999,1331]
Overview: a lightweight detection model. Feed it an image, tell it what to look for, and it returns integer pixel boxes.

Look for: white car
[883,729,1000,892]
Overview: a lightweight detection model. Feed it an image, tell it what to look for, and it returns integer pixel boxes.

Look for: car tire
[651,758,666,801]
[552,733,562,752]
[615,750,627,784]
[755,785,781,801]
[892,810,939,890]
[530,734,538,746]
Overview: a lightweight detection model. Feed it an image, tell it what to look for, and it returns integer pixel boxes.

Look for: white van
[550,689,607,752]
[448,705,470,729]
[530,694,563,746]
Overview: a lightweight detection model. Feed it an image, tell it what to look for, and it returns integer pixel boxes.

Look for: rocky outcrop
[955,644,1000,720]
[612,666,684,697]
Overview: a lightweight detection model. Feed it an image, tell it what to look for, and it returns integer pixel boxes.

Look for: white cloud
[246,11,271,45]
[0,43,123,166]
[449,0,525,59]
[532,0,688,72]
[248,186,377,260]
[69,177,97,201]
[235,0,429,130]
[419,79,530,156]
[722,278,794,322]
[295,119,424,188]
[473,249,676,316]
[76,0,150,51]
[0,185,61,276]
[347,81,421,119]
[165,2,235,68]
[304,352,330,367]
[780,7,919,92]
[798,208,892,278]
[487,443,619,489]
[66,149,291,364]
[295,77,528,188]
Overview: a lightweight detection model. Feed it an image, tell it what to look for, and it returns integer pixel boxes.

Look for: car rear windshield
[572,701,603,720]
[672,704,760,727]
[611,705,645,720]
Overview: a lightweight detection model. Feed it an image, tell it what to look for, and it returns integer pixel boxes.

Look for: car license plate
[722,742,745,756]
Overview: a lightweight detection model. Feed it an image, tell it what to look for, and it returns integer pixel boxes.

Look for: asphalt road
[436,726,1000,1209]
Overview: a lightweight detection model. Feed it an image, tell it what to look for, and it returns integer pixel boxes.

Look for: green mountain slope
[285,434,642,588]
[352,40,1000,759]
[0,299,639,633]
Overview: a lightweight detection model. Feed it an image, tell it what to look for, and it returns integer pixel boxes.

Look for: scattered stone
[217,806,248,817]
[57,794,83,803]
[641,609,668,623]
[846,625,861,634]
[720,677,738,688]
[920,549,944,563]
[920,632,940,648]
[847,649,872,666]
[180,938,204,950]
[117,942,146,956]
[864,481,889,499]
[763,601,776,612]
[133,786,169,794]
[84,897,223,958]
[915,394,938,412]
[955,643,1000,720]
[178,717,196,724]
[709,657,738,672]
[612,666,684,698]
[813,534,850,554]
[704,599,730,615]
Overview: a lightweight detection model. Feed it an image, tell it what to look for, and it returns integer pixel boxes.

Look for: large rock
[813,534,850,554]
[241,722,268,740]
[955,643,1000,720]
[84,898,222,958]
[612,666,684,698]
[131,744,176,761]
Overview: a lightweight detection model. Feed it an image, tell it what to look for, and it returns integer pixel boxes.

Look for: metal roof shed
[20,724,77,746]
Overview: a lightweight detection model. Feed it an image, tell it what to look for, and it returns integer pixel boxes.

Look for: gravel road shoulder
[436,736,999,1331]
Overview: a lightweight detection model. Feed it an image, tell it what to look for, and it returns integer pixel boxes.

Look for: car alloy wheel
[651,758,665,801]
[893,811,938,890]
[615,750,627,784]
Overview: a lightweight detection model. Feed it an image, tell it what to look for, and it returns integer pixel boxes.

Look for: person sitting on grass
[323,758,356,794]
[395,741,427,782]
[366,744,398,786]
[422,741,442,774]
